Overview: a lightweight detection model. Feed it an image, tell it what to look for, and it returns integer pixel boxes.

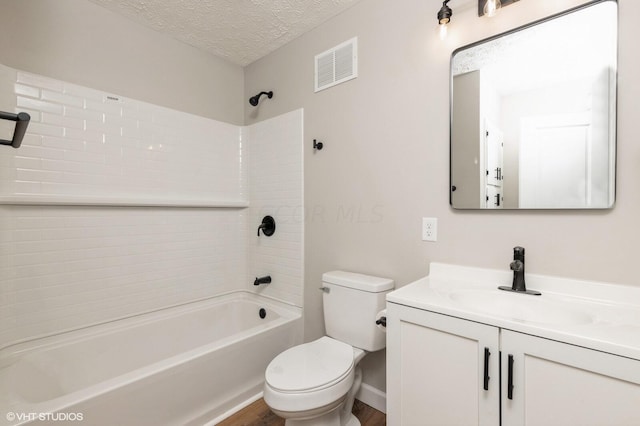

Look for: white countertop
[387,263,640,361]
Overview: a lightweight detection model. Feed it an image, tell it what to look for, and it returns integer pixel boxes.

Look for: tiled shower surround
[247,112,304,306]
[0,64,303,347]
[0,64,245,203]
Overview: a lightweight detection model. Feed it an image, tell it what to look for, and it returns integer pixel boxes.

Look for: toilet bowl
[263,271,394,426]
[264,337,365,426]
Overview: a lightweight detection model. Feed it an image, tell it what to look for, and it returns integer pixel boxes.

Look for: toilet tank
[322,271,395,352]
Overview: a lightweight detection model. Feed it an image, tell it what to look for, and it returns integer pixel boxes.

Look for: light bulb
[483,0,502,17]
[439,23,448,40]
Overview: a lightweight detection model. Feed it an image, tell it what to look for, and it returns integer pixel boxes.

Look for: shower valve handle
[257,216,276,237]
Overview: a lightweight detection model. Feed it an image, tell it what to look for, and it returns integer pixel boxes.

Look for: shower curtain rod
[0,111,30,149]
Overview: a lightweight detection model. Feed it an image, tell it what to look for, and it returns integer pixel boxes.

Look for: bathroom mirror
[450,0,617,209]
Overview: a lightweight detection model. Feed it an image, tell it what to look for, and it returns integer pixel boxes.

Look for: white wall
[0,0,244,125]
[244,0,640,394]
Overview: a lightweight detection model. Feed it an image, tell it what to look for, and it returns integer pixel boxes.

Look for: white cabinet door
[387,304,500,426]
[501,330,640,426]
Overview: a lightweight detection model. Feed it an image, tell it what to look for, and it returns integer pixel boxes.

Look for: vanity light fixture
[437,0,452,39]
[437,0,452,24]
[483,0,501,17]
[478,0,519,17]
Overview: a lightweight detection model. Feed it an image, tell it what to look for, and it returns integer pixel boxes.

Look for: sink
[387,263,640,360]
[448,290,595,325]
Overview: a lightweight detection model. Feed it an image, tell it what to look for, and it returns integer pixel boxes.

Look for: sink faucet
[511,246,526,292]
[498,246,541,295]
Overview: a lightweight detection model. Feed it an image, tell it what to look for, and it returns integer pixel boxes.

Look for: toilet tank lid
[322,271,394,293]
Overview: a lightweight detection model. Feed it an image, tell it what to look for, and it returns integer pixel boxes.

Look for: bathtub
[0,292,302,426]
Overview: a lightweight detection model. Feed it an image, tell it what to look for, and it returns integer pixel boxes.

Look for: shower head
[249,91,273,106]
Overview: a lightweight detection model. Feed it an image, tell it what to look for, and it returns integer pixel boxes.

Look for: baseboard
[205,384,385,424]
[204,391,263,425]
[355,383,386,414]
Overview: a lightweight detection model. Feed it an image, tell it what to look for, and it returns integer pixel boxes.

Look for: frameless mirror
[450,0,617,209]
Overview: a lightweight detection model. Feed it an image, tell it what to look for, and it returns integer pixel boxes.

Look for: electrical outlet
[422,217,438,242]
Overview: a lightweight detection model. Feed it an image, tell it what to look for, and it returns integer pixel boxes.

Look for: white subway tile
[42,158,89,173]
[14,84,40,98]
[63,149,105,164]
[64,105,103,122]
[12,180,42,194]
[120,124,141,139]
[11,229,43,242]
[11,250,68,267]
[39,181,86,195]
[13,156,41,170]
[16,168,64,183]
[42,136,84,152]
[27,122,65,138]
[104,113,137,129]
[63,82,105,101]
[20,134,42,147]
[84,117,122,135]
[41,90,84,108]
[41,112,84,130]
[84,98,122,116]
[103,134,138,147]
[17,72,63,92]
[17,97,64,115]
[64,127,104,143]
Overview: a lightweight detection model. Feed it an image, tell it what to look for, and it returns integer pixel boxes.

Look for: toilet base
[284,409,361,426]
[284,407,340,426]
[343,413,361,426]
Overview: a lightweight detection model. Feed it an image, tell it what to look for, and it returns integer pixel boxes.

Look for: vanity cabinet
[501,330,640,426]
[386,303,640,426]
[386,304,500,426]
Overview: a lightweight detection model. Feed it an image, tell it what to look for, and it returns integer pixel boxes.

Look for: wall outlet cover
[422,217,438,242]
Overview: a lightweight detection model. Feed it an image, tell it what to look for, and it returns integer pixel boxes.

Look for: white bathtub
[0,292,302,426]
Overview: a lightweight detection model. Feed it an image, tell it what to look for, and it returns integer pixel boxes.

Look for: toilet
[264,271,394,426]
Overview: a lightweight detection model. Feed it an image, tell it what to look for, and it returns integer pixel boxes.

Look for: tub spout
[254,276,272,286]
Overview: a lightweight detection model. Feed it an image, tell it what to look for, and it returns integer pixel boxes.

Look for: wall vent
[314,37,358,92]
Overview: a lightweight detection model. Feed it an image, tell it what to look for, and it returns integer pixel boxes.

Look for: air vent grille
[314,37,358,92]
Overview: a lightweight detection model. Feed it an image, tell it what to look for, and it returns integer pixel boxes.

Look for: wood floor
[217,398,386,426]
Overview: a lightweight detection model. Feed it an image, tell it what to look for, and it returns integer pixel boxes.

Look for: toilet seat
[266,336,354,392]
[264,337,356,413]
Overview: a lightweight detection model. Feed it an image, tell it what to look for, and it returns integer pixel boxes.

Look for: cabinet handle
[483,347,490,391]
[507,354,514,400]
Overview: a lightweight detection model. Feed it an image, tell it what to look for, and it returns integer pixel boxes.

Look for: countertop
[387,263,640,360]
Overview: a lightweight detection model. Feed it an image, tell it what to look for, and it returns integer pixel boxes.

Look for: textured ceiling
[87,0,365,66]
